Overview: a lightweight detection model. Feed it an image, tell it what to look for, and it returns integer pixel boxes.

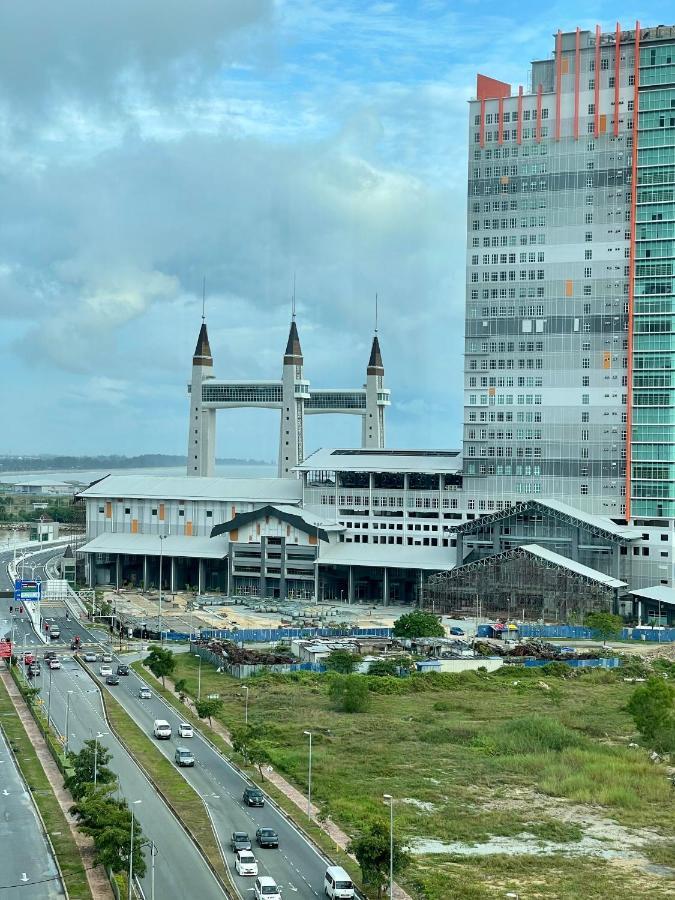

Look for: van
[324,866,355,899]
[153,719,172,740]
[254,876,281,900]
[174,747,195,767]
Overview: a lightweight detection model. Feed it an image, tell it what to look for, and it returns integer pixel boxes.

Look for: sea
[0,463,276,487]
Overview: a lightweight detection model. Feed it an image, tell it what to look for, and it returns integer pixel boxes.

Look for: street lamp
[47,666,54,727]
[194,654,202,701]
[242,685,249,725]
[64,690,74,762]
[94,731,109,786]
[383,794,394,900]
[303,730,312,820]
[128,800,142,900]
[158,534,167,643]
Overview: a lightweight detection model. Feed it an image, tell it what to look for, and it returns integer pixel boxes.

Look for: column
[198,559,204,595]
[279,538,287,601]
[383,568,389,606]
[259,536,266,598]
[170,557,175,593]
[143,555,148,590]
[115,555,121,591]
[348,566,354,604]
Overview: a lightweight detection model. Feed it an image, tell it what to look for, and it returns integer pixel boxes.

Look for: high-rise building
[462,24,675,529]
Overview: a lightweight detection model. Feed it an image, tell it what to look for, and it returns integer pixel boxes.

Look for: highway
[0,723,65,898]
[38,656,227,900]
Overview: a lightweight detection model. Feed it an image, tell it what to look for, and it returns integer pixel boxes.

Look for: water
[0,463,276,486]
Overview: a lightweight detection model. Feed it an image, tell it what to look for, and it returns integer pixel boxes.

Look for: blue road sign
[14,580,42,603]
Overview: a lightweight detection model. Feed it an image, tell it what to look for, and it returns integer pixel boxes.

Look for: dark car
[116,664,129,676]
[105,673,120,686]
[255,828,278,849]
[449,627,466,636]
[28,662,41,676]
[243,786,265,807]
[44,650,57,661]
[70,638,81,650]
[230,832,252,852]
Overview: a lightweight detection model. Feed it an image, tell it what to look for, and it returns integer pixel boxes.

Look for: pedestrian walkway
[163,673,413,900]
[0,669,114,900]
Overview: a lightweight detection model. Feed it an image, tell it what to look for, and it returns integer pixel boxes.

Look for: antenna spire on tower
[375,292,378,333]
[202,276,206,322]
[292,271,297,321]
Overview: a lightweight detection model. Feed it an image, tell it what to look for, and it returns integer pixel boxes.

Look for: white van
[324,866,355,899]
[254,876,281,900]
[153,719,172,740]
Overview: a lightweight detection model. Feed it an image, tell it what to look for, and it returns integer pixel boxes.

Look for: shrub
[486,716,585,756]
[329,675,370,713]
[627,676,675,741]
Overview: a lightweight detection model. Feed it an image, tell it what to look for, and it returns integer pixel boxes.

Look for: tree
[627,676,675,742]
[329,675,370,713]
[324,649,361,674]
[392,611,444,639]
[585,612,624,645]
[349,820,410,899]
[231,725,271,780]
[145,646,176,687]
[195,697,223,726]
[70,789,146,878]
[66,739,115,800]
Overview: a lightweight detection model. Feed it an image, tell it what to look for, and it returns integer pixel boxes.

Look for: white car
[101,653,113,663]
[178,723,193,739]
[138,687,152,700]
[235,850,258,877]
[100,664,113,677]
[254,876,281,900]
[48,658,61,670]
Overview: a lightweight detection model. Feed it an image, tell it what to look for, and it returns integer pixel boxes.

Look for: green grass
[0,673,93,900]
[156,653,675,899]
[100,685,232,895]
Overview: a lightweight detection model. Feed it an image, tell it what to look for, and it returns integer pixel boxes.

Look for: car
[178,723,193,739]
[243,786,265,807]
[138,687,152,700]
[560,646,577,655]
[174,747,195,767]
[449,626,466,636]
[23,652,35,665]
[255,828,279,849]
[116,664,129,676]
[101,653,113,663]
[44,650,57,661]
[100,664,112,677]
[83,652,97,662]
[230,832,252,853]
[49,628,61,640]
[29,662,41,676]
[105,673,120,685]
[70,639,81,650]
[254,875,281,899]
[235,850,258,877]
[48,658,62,670]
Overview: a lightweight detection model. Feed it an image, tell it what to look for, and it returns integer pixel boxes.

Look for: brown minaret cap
[283,320,303,365]
[192,323,213,367]
[367,335,384,375]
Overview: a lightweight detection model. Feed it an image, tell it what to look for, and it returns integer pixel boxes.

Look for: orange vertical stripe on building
[594,24,601,138]
[498,96,504,144]
[535,84,542,142]
[555,29,562,140]
[614,23,621,136]
[625,21,641,519]
[517,86,523,144]
[158,503,165,521]
[479,98,486,148]
[573,27,581,139]
[105,502,112,519]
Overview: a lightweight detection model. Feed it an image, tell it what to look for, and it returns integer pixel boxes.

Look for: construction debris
[201,639,294,666]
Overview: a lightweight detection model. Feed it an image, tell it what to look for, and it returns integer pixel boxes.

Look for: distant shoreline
[0,454,272,475]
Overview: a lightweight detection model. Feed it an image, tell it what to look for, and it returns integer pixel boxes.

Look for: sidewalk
[0,669,114,900]
[163,673,413,900]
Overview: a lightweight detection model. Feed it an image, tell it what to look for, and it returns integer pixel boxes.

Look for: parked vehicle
[48,658,62,670]
[230,832,252,852]
[178,723,193,739]
[105,673,120,685]
[243,786,265,807]
[116,664,129,676]
[153,719,172,740]
[174,747,195,767]
[100,664,112,677]
[255,828,278,849]
[254,875,281,899]
[324,866,355,899]
[235,850,258,877]
[449,627,465,636]
[139,687,152,700]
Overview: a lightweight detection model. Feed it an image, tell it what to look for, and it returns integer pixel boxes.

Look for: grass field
[161,654,675,900]
[0,674,93,900]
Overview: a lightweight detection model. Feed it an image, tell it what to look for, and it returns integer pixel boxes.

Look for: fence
[477,624,675,642]
[523,657,620,669]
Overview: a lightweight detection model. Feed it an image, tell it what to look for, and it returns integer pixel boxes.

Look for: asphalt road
[92,661,333,900]
[39,656,226,900]
[0,723,65,899]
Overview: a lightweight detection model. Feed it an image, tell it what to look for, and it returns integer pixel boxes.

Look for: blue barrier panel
[199,626,393,643]
[523,657,620,669]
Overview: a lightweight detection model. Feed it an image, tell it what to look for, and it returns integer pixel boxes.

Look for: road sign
[14,580,42,603]
[0,640,12,659]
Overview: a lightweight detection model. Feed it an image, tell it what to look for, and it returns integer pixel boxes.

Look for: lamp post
[128,800,142,900]
[47,666,54,727]
[194,654,202,701]
[64,690,74,762]
[242,685,249,725]
[383,793,394,900]
[303,730,312,820]
[158,534,167,643]
[94,731,109,786]
[150,840,156,900]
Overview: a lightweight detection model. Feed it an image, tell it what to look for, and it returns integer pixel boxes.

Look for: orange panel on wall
[565,280,573,297]
[561,57,569,74]
[185,521,193,536]
[231,505,236,518]
[159,503,165,521]
[603,352,612,369]
[131,519,138,533]
[308,534,318,545]
[230,528,239,542]
[599,114,607,134]
[105,502,112,518]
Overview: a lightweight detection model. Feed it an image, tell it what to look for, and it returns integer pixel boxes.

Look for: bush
[540,662,571,678]
[478,716,585,756]
[627,676,675,741]
[329,675,370,713]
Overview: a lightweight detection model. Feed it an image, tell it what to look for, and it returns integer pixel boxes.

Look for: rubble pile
[203,639,294,665]
[474,640,599,661]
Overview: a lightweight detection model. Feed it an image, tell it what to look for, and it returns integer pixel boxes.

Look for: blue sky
[0,1,672,460]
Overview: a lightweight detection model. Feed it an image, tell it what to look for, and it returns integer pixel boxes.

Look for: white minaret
[363,333,389,448]
[278,318,310,478]
[187,323,216,477]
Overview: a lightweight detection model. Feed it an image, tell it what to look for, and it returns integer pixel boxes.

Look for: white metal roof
[77,475,303,504]
[296,448,462,474]
[319,542,453,571]
[628,585,675,607]
[79,532,228,559]
[520,544,627,588]
[271,504,345,531]
[538,499,639,540]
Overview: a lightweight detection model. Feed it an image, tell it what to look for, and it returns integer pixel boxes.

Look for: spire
[192,323,213,367]
[284,319,303,365]
[63,544,74,558]
[367,334,384,375]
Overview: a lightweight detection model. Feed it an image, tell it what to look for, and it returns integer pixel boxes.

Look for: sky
[1,0,672,461]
